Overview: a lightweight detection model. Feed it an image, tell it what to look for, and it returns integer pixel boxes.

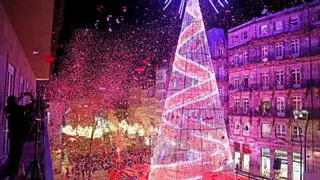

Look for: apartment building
[227,1,320,179]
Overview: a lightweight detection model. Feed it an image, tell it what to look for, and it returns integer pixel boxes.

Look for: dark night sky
[53,0,313,74]
[58,0,311,43]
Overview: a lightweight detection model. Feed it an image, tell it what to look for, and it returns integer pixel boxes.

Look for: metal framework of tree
[149,0,233,179]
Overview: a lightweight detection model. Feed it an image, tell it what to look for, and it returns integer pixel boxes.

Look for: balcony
[229,79,320,93]
[229,108,253,116]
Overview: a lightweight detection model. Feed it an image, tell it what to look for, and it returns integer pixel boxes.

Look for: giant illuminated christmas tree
[149,0,233,179]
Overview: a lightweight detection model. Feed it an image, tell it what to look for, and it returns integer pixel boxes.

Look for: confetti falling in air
[164,0,228,16]
[47,6,183,175]
[149,0,232,179]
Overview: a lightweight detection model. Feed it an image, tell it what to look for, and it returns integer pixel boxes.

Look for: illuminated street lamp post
[293,109,309,180]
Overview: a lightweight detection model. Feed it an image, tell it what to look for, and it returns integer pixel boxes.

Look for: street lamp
[293,109,309,180]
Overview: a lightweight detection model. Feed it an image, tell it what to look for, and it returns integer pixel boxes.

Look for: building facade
[207,28,229,121]
[0,0,54,162]
[0,1,37,161]
[226,1,320,179]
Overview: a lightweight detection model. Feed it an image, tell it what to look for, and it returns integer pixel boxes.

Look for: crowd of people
[64,146,152,179]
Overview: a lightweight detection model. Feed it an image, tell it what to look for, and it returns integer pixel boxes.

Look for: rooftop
[228,0,320,33]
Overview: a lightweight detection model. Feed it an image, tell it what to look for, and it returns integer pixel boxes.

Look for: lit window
[261,124,271,137]
[276,71,284,86]
[234,121,240,134]
[276,97,286,113]
[261,46,268,61]
[261,148,271,177]
[291,39,300,56]
[7,64,15,97]
[173,80,178,89]
[235,151,241,167]
[290,16,300,28]
[292,96,302,111]
[275,20,283,31]
[275,43,284,59]
[243,153,250,172]
[276,124,286,137]
[260,24,268,36]
[293,153,303,180]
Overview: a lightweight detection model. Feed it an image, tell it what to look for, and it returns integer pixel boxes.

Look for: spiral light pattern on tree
[149,0,233,179]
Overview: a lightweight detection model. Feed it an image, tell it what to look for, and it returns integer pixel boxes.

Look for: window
[293,153,303,180]
[291,39,300,56]
[218,48,224,56]
[276,71,285,86]
[243,97,249,113]
[276,97,286,113]
[261,97,270,116]
[243,121,250,136]
[275,150,288,179]
[243,51,248,63]
[292,96,302,111]
[7,64,15,97]
[261,46,268,61]
[173,80,178,89]
[235,151,241,167]
[243,154,250,172]
[292,126,303,139]
[260,24,268,36]
[243,75,249,88]
[275,20,283,31]
[261,148,271,177]
[234,53,240,64]
[232,35,239,44]
[290,16,300,28]
[291,68,301,86]
[261,124,271,137]
[275,43,284,59]
[262,72,269,87]
[235,97,240,112]
[218,67,224,80]
[19,76,24,94]
[234,121,240,134]
[242,31,248,39]
[276,124,286,137]
[234,77,240,89]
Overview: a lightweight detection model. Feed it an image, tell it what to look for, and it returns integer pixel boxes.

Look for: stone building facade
[226,1,320,179]
[207,28,229,120]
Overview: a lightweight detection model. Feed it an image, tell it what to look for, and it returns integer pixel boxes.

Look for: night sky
[53,0,312,74]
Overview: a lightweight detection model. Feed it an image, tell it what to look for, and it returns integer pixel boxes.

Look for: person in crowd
[0,92,35,179]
